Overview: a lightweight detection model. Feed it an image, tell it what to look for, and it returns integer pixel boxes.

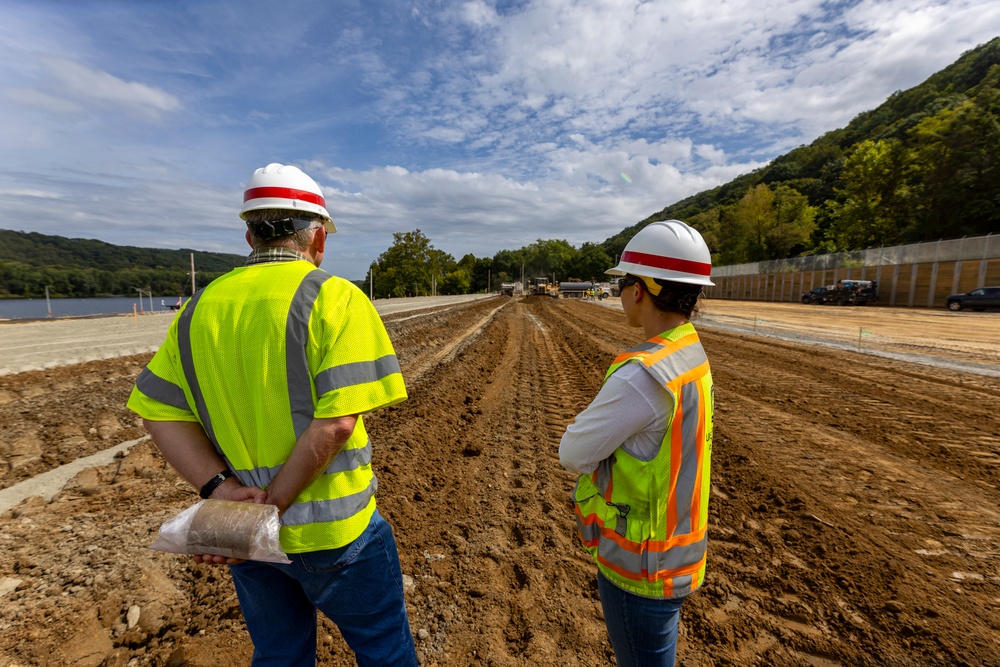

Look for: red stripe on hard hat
[621,250,711,276]
[244,186,326,208]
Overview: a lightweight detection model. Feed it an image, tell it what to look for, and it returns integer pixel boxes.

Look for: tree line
[607,38,1000,267]
[359,231,613,297]
[0,230,239,298]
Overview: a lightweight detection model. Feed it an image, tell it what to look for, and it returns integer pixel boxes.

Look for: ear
[313,226,327,254]
[245,230,254,249]
[632,280,644,303]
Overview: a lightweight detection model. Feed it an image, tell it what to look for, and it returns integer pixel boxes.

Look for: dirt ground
[1,297,999,666]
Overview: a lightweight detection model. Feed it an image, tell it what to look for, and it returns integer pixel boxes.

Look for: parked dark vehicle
[803,280,879,306]
[801,287,831,304]
[946,286,1000,311]
[822,279,879,306]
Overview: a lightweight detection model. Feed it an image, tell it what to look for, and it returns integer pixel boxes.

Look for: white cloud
[44,58,182,118]
[0,0,998,282]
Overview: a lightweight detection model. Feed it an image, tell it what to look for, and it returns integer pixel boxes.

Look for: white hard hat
[240,163,336,233]
[608,220,714,286]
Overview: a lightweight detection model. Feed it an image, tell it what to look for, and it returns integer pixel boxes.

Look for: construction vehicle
[499,282,516,296]
[557,281,594,299]
[529,277,556,297]
[821,279,879,306]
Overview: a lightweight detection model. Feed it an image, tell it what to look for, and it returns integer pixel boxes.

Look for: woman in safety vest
[559,219,715,667]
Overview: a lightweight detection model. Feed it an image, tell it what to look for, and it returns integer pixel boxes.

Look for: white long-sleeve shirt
[559,362,673,475]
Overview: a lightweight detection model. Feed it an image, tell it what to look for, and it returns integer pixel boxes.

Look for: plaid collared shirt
[244,247,311,266]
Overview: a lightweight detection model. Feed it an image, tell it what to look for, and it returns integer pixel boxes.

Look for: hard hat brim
[607,261,715,286]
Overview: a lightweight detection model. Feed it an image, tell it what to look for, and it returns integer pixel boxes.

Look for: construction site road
[0,296,998,666]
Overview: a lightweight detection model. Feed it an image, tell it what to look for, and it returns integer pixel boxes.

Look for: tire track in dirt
[692,326,1000,666]
[369,298,619,666]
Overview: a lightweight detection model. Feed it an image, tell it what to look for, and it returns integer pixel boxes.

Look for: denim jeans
[229,510,418,667]
[597,571,686,667]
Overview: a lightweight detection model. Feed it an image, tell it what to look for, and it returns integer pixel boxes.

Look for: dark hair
[647,278,703,318]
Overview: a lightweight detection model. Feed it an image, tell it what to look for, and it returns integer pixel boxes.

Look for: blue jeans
[598,571,686,667]
[229,510,418,667]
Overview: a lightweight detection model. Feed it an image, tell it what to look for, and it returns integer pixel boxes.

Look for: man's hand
[209,476,267,503]
[192,478,268,565]
[191,553,247,565]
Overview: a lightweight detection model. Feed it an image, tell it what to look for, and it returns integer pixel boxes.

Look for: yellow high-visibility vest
[127,260,407,553]
[574,322,713,598]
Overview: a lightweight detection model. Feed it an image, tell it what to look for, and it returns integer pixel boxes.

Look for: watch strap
[199,469,234,499]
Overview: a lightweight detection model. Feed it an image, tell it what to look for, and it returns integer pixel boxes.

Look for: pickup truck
[800,287,831,304]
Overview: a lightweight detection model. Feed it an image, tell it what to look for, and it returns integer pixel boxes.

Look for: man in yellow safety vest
[127,163,418,666]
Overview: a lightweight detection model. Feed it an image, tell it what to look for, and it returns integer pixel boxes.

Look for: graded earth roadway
[0,296,998,666]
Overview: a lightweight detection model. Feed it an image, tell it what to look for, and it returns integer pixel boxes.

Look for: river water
[0,296,184,320]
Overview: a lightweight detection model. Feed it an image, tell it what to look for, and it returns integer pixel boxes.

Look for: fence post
[979,233,992,289]
[928,239,941,308]
[891,264,900,306]
[952,236,965,296]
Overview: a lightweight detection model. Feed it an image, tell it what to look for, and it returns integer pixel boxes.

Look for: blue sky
[1,1,998,281]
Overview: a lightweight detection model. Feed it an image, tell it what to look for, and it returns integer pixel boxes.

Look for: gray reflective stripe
[642,342,708,387]
[177,290,224,457]
[598,532,707,575]
[649,535,708,573]
[228,440,373,488]
[626,341,661,354]
[576,514,600,543]
[314,355,401,395]
[282,476,378,526]
[673,382,703,535]
[287,270,334,440]
[671,574,694,596]
[325,440,373,473]
[594,455,614,494]
[135,367,189,411]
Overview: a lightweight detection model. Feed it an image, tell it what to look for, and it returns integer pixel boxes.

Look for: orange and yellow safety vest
[574,322,713,598]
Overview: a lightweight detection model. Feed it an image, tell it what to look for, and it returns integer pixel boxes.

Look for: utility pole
[190,253,196,295]
[369,265,374,300]
[45,286,52,317]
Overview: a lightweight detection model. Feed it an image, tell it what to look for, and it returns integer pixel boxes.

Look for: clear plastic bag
[149,499,291,563]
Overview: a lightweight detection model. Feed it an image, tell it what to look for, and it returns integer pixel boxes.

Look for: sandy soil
[1,297,999,666]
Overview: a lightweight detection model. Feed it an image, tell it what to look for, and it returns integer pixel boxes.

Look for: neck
[642,310,687,339]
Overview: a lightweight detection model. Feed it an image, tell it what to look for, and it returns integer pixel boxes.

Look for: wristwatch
[199,469,234,499]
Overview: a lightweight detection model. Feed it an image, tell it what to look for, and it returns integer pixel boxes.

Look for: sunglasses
[617,275,641,290]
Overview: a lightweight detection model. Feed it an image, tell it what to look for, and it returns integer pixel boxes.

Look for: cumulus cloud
[0,0,998,281]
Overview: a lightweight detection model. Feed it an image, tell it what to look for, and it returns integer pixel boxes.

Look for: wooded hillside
[603,37,1000,267]
[0,230,244,298]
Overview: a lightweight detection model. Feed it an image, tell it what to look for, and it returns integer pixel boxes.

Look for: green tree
[827,139,912,249]
[565,242,612,281]
[440,269,471,295]
[367,229,452,297]
[908,85,1000,239]
[769,185,817,258]
[523,239,576,282]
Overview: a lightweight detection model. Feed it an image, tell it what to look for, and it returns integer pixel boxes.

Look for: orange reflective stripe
[596,552,706,582]
[665,388,684,540]
[645,526,707,551]
[690,380,707,531]
[612,331,700,367]
[664,359,711,394]
[642,331,701,365]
